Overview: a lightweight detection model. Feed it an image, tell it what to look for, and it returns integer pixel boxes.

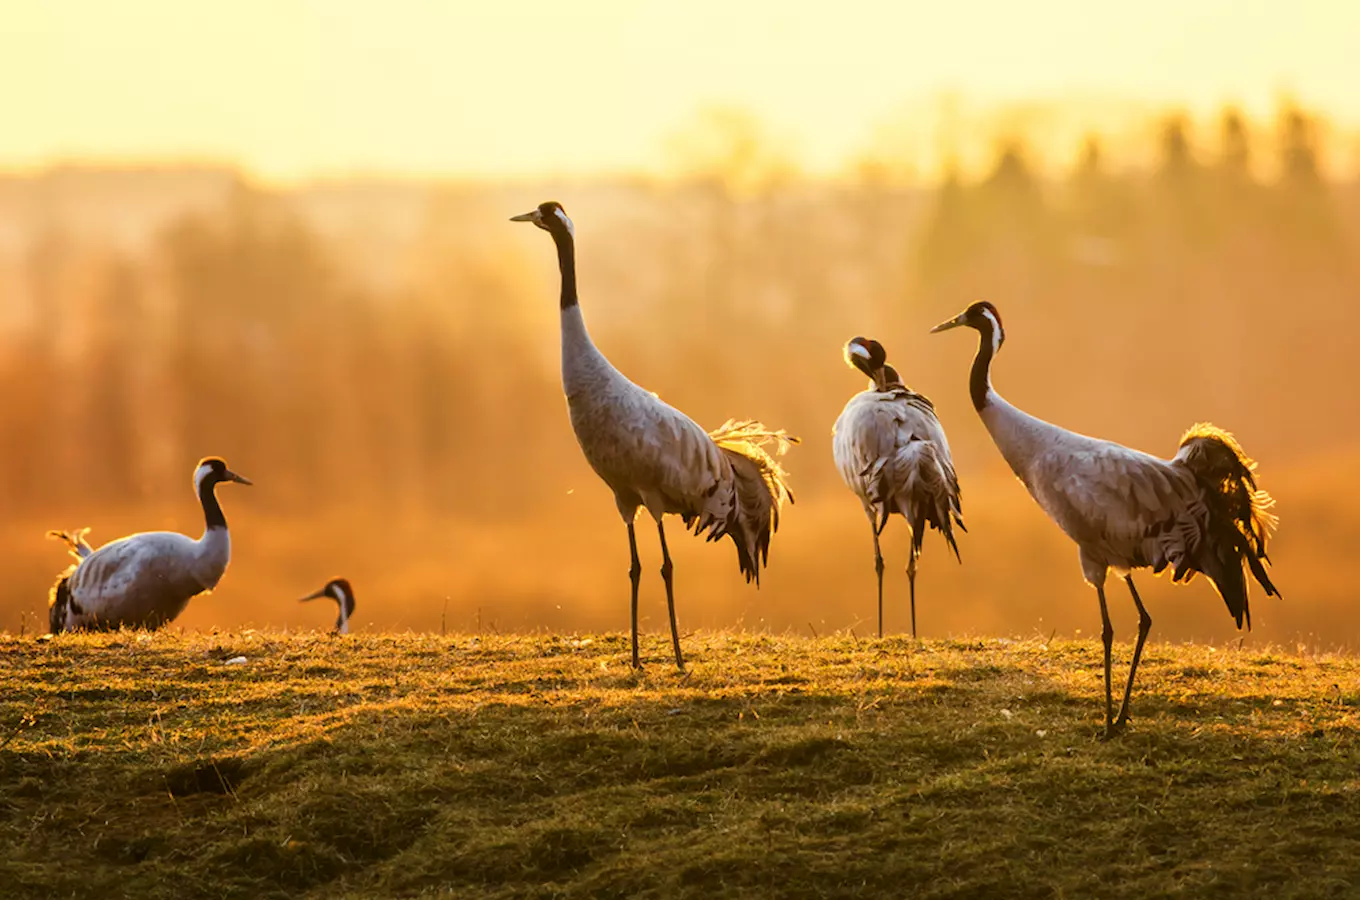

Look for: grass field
[2,630,1359,899]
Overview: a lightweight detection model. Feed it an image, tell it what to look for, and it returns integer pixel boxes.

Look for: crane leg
[1114,575,1153,728]
[1096,583,1116,739]
[907,553,918,640]
[657,521,685,671]
[872,525,885,639]
[627,522,642,669]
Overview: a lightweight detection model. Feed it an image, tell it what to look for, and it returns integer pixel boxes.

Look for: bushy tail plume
[696,419,798,585]
[1174,423,1279,628]
[47,527,94,561]
[48,569,74,634]
[876,440,965,565]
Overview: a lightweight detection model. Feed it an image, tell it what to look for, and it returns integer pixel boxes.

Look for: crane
[48,457,252,633]
[932,301,1279,737]
[511,201,796,671]
[833,336,963,637]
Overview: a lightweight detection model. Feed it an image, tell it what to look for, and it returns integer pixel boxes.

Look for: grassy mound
[2,631,1359,898]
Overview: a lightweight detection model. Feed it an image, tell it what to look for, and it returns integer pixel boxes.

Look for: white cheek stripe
[847,342,871,360]
[554,207,575,236]
[981,309,1003,356]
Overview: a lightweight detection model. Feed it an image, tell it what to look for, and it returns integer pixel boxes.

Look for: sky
[3,0,1357,180]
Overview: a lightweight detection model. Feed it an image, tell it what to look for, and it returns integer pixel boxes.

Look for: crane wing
[65,533,209,624]
[835,391,961,517]
[1032,441,1201,561]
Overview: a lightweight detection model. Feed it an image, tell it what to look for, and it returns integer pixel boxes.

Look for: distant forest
[1,102,1356,641]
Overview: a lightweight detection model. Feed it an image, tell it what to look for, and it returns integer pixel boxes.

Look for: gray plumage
[48,457,252,633]
[513,200,796,671]
[933,301,1279,738]
[561,307,795,580]
[833,337,963,638]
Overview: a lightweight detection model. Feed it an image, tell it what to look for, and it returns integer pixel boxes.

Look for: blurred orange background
[2,1,1357,646]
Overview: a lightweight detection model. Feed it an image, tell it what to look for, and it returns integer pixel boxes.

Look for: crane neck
[334,583,352,634]
[198,478,228,532]
[549,225,578,310]
[970,321,999,412]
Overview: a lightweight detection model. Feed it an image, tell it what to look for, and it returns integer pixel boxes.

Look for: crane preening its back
[47,457,252,633]
[299,578,355,635]
[511,200,797,671]
[833,337,964,638]
[932,301,1279,738]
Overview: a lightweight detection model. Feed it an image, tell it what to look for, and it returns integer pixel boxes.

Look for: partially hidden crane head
[194,457,252,491]
[299,577,355,634]
[510,201,574,238]
[844,336,888,378]
[930,301,1006,354]
[845,337,900,391]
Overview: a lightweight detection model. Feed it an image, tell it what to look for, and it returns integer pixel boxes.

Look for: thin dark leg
[627,523,642,669]
[1096,583,1115,739]
[872,525,885,638]
[1114,575,1153,727]
[907,554,918,640]
[658,521,684,671]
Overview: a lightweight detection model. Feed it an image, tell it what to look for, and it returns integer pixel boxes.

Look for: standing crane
[931,301,1279,738]
[511,200,796,671]
[299,578,355,635]
[47,457,252,633]
[833,336,963,638]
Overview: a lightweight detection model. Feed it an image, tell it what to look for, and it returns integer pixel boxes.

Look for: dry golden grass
[3,630,1360,899]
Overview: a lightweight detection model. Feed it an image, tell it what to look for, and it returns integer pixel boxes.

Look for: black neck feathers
[199,477,227,531]
[970,319,996,412]
[550,225,578,310]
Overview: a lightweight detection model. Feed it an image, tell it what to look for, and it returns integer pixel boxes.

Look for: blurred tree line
[908,101,1354,461]
[1,99,1355,527]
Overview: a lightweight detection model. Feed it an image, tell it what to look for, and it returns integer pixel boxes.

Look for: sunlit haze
[5,0,1358,180]
[1,0,1356,647]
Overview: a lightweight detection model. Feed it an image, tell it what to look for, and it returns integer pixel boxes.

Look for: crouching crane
[512,200,797,671]
[47,457,252,633]
[932,301,1279,738]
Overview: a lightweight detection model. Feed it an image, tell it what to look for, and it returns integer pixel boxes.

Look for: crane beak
[930,315,964,334]
[298,588,328,603]
[225,470,253,486]
[509,210,539,223]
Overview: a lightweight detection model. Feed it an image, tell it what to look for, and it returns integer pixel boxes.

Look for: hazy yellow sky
[3,0,1356,180]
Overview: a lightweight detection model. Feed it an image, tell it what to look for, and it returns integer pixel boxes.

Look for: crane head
[299,577,356,633]
[844,336,888,379]
[930,301,1005,353]
[194,457,252,490]
[510,201,574,237]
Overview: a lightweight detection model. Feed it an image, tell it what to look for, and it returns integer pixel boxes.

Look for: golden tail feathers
[698,419,798,585]
[1174,423,1279,628]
